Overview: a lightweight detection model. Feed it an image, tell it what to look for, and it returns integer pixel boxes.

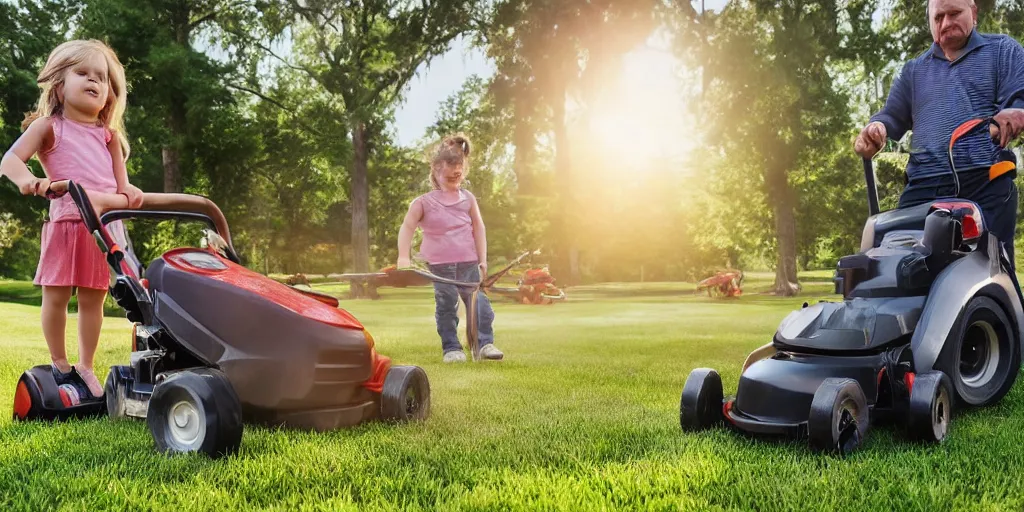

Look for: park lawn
[0,273,1023,510]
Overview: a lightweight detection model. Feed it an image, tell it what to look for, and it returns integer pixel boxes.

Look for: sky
[391,0,890,148]
[391,36,494,147]
[389,0,737,148]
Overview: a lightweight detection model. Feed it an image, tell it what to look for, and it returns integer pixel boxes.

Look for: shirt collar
[929,29,989,62]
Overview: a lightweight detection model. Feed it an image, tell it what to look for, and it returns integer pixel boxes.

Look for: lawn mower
[695,270,744,298]
[333,262,499,361]
[483,251,566,305]
[13,183,431,457]
[333,250,566,305]
[680,118,1024,454]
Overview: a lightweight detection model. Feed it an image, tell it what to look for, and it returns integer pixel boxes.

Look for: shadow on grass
[0,281,127,318]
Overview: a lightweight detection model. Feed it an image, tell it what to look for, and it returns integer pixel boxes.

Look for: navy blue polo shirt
[871,30,1024,181]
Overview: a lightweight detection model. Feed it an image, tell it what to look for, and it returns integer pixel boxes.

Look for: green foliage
[4,0,1024,287]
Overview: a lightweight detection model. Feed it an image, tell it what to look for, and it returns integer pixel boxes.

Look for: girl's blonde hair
[429,134,471,190]
[22,39,130,159]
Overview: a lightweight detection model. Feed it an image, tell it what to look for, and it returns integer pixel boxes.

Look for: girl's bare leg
[42,286,73,373]
[74,287,107,397]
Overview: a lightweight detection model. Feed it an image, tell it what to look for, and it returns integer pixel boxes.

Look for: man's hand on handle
[991,108,1024,148]
[854,121,887,158]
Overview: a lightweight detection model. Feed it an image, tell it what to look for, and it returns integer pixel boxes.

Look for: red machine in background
[328,250,567,304]
[695,270,744,298]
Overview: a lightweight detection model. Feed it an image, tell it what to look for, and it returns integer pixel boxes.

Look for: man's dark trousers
[898,169,1018,269]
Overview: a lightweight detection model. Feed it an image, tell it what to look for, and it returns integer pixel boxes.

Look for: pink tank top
[418,189,479,265]
[37,116,117,222]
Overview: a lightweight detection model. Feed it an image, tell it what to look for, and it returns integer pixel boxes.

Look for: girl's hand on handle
[120,183,144,208]
[45,179,68,198]
[478,262,487,279]
[397,256,412,269]
[26,177,50,197]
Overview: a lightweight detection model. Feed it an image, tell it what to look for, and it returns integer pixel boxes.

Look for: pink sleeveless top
[37,116,117,222]
[417,189,479,265]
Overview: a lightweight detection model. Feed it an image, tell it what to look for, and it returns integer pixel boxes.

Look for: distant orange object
[507,267,564,305]
[696,270,744,298]
[285,273,311,287]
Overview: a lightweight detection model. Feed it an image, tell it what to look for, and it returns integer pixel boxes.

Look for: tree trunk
[163,1,190,193]
[770,170,800,296]
[512,107,534,196]
[162,144,181,193]
[551,81,580,286]
[349,121,371,297]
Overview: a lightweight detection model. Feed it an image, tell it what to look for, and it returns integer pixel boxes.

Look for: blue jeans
[428,261,495,354]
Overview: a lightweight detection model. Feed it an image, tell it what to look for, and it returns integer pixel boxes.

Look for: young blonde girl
[397,135,504,363]
[0,39,143,400]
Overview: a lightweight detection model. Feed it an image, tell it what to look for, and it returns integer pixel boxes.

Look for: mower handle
[398,268,481,290]
[64,182,240,264]
[862,118,1008,218]
[863,158,880,217]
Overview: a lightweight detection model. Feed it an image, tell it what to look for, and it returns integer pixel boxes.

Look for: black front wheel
[146,368,243,458]
[808,378,869,455]
[679,368,724,431]
[906,371,953,443]
[105,366,131,420]
[381,366,431,421]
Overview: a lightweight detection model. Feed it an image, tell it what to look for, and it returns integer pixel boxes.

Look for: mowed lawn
[1,273,1024,510]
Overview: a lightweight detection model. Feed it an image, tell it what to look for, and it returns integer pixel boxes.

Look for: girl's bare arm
[397,198,424,266]
[0,118,53,195]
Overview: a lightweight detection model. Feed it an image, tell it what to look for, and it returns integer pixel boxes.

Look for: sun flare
[585,46,698,168]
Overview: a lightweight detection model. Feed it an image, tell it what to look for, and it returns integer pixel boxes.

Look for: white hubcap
[169,400,204,447]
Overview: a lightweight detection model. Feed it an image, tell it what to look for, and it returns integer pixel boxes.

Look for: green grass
[2,273,1024,510]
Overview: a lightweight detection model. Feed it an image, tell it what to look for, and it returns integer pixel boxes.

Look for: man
[854,0,1024,266]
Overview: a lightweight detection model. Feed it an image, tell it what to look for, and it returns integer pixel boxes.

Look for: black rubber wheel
[936,296,1019,407]
[381,366,431,421]
[146,368,243,458]
[679,368,724,431]
[808,378,869,455]
[105,366,130,420]
[906,371,952,443]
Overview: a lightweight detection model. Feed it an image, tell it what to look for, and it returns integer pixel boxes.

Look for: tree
[482,0,659,285]
[237,0,480,295]
[77,0,269,193]
[673,0,877,295]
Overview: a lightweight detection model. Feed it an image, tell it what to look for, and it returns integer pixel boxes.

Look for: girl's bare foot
[74,366,104,398]
[51,358,72,374]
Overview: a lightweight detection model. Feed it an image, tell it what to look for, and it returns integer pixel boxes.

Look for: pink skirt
[34,220,111,290]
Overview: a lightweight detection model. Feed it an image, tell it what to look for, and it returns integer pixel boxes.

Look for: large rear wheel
[936,296,1019,407]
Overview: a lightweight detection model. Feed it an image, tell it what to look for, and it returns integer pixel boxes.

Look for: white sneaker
[479,344,504,360]
[443,351,467,363]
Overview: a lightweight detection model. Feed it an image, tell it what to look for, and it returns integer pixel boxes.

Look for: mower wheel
[906,371,952,443]
[147,368,243,458]
[936,296,1019,407]
[104,366,131,420]
[381,366,431,421]
[679,368,724,431]
[808,378,869,455]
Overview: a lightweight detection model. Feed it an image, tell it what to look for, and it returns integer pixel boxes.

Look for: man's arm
[998,36,1024,109]
[992,37,1024,147]
[869,60,915,142]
